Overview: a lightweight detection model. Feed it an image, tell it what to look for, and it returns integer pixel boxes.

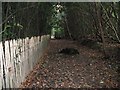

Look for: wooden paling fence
[0,35,50,89]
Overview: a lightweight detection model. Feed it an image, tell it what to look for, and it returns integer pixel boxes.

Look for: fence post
[0,42,4,89]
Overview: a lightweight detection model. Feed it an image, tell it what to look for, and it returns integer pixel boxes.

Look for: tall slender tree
[118,2,120,39]
[95,2,108,57]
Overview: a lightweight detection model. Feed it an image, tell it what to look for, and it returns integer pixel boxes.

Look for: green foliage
[49,3,65,38]
[2,2,54,40]
[2,23,23,40]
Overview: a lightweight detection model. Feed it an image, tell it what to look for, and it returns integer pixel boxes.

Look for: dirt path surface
[20,40,119,88]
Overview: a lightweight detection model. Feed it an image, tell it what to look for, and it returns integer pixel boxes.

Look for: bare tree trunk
[64,15,73,40]
[118,2,120,40]
[95,2,108,57]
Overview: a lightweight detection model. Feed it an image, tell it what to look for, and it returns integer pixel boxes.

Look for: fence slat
[4,41,11,88]
[0,35,50,88]
[9,40,15,88]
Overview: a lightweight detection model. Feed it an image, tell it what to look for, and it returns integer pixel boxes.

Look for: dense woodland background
[1,2,120,88]
[1,2,120,58]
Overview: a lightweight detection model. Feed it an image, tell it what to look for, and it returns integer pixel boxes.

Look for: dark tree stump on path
[59,48,79,55]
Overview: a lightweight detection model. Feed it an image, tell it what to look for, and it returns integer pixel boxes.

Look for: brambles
[80,39,101,50]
